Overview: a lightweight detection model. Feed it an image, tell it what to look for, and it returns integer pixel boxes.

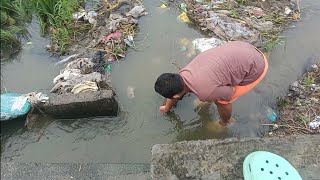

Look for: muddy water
[1,0,320,163]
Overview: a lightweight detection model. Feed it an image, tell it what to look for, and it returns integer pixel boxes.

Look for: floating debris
[192,37,225,52]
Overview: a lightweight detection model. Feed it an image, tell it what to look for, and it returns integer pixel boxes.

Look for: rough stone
[42,90,118,118]
[151,135,320,180]
[1,162,150,180]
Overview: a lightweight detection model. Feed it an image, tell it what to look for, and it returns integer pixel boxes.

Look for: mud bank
[268,62,320,136]
[180,0,300,50]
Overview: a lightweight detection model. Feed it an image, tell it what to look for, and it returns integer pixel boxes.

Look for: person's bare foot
[218,118,236,127]
[206,120,226,133]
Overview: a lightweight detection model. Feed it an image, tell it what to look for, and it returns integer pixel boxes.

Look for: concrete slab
[42,90,118,118]
[1,162,150,180]
[151,135,320,180]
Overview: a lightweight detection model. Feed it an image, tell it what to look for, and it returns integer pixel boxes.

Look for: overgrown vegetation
[0,0,32,58]
[31,0,82,54]
[1,0,84,57]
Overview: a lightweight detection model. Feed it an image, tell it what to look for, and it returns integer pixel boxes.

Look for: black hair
[154,73,184,98]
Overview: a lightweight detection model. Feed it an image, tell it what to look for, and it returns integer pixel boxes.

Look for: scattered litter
[177,12,191,23]
[308,116,320,130]
[180,46,187,52]
[124,35,134,47]
[26,42,33,45]
[206,12,261,46]
[73,10,98,24]
[71,81,98,94]
[11,96,29,112]
[192,37,225,52]
[51,70,106,94]
[311,84,320,92]
[103,32,122,43]
[245,6,265,18]
[262,105,278,122]
[126,5,148,18]
[55,54,80,66]
[161,4,167,9]
[65,58,95,74]
[106,64,112,79]
[26,92,49,105]
[87,11,98,18]
[180,3,187,12]
[285,6,292,15]
[73,9,87,20]
[108,14,130,32]
[127,86,135,99]
[270,63,320,136]
[53,69,82,85]
[311,64,318,71]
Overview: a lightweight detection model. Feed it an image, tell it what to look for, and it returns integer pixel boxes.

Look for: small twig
[172,62,181,70]
[296,0,301,13]
[261,124,313,132]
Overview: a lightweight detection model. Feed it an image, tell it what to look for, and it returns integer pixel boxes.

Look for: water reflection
[165,100,229,142]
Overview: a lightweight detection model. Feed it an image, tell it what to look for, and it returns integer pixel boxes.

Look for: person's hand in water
[160,105,169,113]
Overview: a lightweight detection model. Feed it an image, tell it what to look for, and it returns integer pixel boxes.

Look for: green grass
[0,0,31,57]
[1,0,83,56]
[31,0,81,54]
[261,35,286,52]
[303,75,315,87]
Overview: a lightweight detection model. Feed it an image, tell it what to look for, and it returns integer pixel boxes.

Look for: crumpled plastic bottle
[262,105,278,122]
[308,116,320,130]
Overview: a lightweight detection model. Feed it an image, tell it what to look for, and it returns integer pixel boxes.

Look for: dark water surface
[1,0,320,163]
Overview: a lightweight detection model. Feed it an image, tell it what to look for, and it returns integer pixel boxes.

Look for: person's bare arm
[215,102,232,124]
[160,98,178,113]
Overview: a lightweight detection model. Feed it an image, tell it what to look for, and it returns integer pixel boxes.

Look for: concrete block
[151,135,320,180]
[42,90,118,118]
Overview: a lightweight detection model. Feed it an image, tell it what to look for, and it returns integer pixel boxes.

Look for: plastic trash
[103,32,122,43]
[106,64,112,79]
[180,3,187,12]
[205,12,261,46]
[126,5,148,18]
[308,116,320,129]
[87,11,97,18]
[192,38,225,52]
[284,6,292,15]
[73,10,86,20]
[160,4,167,8]
[127,86,135,99]
[1,93,31,121]
[55,54,80,66]
[262,106,278,122]
[177,12,191,23]
[124,35,134,47]
[71,81,98,94]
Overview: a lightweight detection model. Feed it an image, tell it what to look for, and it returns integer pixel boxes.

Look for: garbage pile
[51,51,112,95]
[269,62,320,136]
[51,0,148,94]
[178,0,300,49]
[68,0,148,62]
